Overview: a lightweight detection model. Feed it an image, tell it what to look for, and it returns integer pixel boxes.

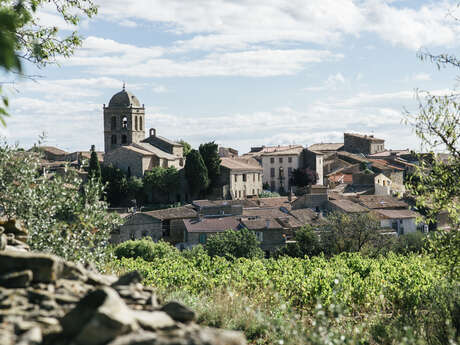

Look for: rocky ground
[0,218,246,345]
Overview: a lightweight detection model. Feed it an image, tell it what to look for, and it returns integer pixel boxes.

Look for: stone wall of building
[261,154,300,193]
[104,149,145,177]
[343,133,385,155]
[111,214,163,244]
[104,106,145,153]
[229,171,262,199]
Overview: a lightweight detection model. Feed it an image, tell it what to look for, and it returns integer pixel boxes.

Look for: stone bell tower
[103,85,145,153]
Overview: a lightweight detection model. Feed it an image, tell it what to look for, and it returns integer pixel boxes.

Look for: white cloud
[64,42,341,77]
[5,85,432,153]
[92,0,460,52]
[303,73,346,92]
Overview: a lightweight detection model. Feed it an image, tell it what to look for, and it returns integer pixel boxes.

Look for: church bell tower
[103,85,145,153]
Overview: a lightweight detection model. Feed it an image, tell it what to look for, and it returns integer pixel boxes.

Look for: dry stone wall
[0,218,246,345]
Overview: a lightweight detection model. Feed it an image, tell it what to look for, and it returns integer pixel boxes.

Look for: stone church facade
[103,87,184,177]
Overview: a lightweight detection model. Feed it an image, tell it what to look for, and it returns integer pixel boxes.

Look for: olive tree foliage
[404,48,460,279]
[320,212,381,255]
[205,228,263,260]
[0,0,97,121]
[0,142,120,266]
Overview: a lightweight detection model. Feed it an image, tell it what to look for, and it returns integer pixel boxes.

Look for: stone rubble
[0,218,246,345]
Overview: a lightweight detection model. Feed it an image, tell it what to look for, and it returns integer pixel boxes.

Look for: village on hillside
[34,87,451,256]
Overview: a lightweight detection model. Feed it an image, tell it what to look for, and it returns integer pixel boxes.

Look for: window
[252,189,255,195]
[179,158,184,167]
[279,157,283,163]
[288,157,292,163]
[238,190,242,198]
[270,168,275,177]
[111,135,117,145]
[139,117,143,130]
[243,174,247,182]
[253,174,255,182]
[111,116,116,130]
[288,167,292,176]
[135,116,138,130]
[270,181,276,191]
[255,231,263,242]
[121,135,127,144]
[270,157,274,164]
[130,232,136,240]
[162,220,171,237]
[234,174,238,182]
[122,116,128,129]
[258,173,260,181]
[199,234,207,244]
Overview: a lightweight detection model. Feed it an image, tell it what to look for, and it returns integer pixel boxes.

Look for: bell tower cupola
[103,85,145,153]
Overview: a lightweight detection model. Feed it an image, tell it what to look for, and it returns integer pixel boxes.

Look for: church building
[103,86,184,177]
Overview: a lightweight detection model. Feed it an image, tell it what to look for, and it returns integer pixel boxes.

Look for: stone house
[181,216,241,247]
[291,185,328,211]
[219,157,263,200]
[301,149,324,185]
[327,199,369,214]
[102,87,184,177]
[372,209,420,235]
[36,146,68,161]
[308,143,344,154]
[374,173,393,196]
[192,200,245,216]
[243,145,304,194]
[239,218,286,254]
[110,206,197,244]
[343,133,385,155]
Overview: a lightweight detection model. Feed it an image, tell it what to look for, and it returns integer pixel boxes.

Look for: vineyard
[109,242,459,345]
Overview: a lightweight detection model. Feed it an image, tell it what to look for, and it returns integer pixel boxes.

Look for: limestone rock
[61,287,139,345]
[0,270,32,288]
[132,310,176,331]
[0,251,62,283]
[112,271,143,287]
[160,301,196,323]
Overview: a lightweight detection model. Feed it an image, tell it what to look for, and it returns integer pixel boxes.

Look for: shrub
[0,142,119,267]
[277,225,321,258]
[205,228,263,259]
[114,238,179,261]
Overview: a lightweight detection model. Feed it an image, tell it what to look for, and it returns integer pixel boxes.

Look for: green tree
[205,228,263,260]
[199,141,221,190]
[184,149,209,197]
[143,166,179,194]
[101,165,129,206]
[279,225,321,258]
[404,49,460,280]
[320,212,381,255]
[0,0,97,122]
[179,139,192,157]
[290,168,318,187]
[88,144,101,180]
[0,142,120,266]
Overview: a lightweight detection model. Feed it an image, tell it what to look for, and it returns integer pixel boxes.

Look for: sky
[2,0,460,154]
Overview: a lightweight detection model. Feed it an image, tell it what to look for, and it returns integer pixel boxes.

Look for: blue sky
[2,0,459,153]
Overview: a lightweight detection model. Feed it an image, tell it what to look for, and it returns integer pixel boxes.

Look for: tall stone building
[103,85,146,153]
[103,87,184,177]
[343,133,385,155]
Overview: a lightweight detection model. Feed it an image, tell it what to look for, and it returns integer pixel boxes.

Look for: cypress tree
[88,144,101,180]
[185,149,209,197]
